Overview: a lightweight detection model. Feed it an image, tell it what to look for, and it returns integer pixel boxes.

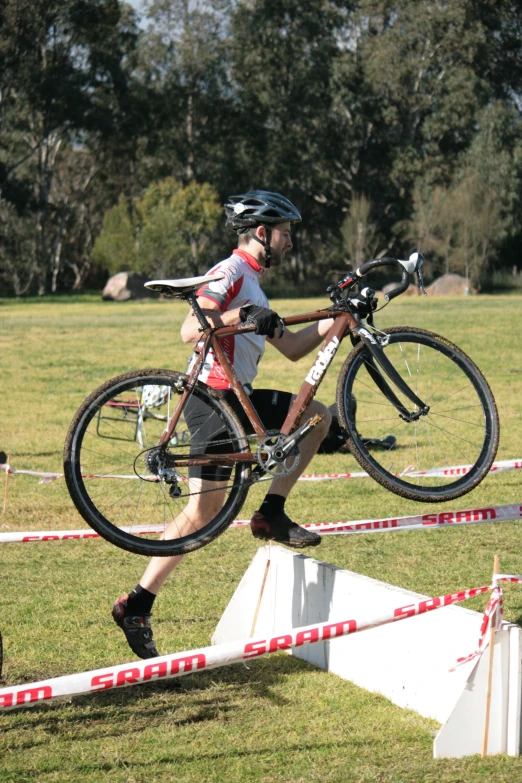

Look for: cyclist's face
[267,222,293,267]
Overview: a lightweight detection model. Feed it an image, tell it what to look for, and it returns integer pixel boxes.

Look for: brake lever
[398,252,427,296]
[416,265,427,296]
[412,252,427,296]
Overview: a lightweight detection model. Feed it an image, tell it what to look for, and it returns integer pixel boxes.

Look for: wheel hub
[143,446,164,475]
[138,447,180,487]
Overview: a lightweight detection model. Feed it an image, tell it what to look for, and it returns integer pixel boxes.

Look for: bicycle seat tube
[158,292,216,447]
[211,322,267,436]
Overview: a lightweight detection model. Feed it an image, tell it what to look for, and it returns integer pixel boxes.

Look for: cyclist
[112,190,336,659]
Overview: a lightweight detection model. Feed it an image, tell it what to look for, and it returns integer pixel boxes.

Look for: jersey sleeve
[197,261,244,312]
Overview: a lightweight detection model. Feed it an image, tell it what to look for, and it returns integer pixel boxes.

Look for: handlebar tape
[355,257,409,301]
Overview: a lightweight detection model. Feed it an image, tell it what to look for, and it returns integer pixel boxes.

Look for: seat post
[183,290,212,331]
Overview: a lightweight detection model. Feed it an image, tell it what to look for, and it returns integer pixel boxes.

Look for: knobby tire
[336,327,499,502]
[64,369,250,556]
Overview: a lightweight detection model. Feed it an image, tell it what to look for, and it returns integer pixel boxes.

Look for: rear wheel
[336,327,499,502]
[64,369,250,556]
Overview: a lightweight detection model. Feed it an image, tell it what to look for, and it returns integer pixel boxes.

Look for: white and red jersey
[188,250,269,391]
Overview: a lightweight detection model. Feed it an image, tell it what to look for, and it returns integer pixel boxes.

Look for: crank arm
[280,414,323,457]
[261,415,322,473]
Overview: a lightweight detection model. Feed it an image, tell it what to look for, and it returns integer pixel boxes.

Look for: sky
[125,0,146,27]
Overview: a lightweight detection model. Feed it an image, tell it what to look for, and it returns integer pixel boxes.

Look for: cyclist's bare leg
[268,398,331,498]
[137,400,330,591]
[138,479,227,594]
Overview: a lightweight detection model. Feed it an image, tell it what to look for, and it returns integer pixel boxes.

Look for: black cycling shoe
[112,595,159,659]
[250,511,321,548]
[362,435,397,450]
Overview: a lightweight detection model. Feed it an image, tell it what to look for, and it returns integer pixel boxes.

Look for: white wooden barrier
[212,546,522,758]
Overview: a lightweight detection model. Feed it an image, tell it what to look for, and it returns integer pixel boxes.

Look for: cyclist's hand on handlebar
[239,304,285,338]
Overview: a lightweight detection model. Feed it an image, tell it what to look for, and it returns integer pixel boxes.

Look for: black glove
[239,304,285,338]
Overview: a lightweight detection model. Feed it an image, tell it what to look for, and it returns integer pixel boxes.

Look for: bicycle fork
[352,325,430,422]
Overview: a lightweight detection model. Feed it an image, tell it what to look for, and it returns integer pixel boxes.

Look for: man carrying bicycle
[113,190,335,659]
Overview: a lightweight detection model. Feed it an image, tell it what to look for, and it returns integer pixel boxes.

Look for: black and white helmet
[224,190,301,232]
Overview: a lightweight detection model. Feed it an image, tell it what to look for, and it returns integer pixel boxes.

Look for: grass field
[1,293,521,782]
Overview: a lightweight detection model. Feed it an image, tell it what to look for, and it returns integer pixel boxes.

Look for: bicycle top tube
[212,307,357,340]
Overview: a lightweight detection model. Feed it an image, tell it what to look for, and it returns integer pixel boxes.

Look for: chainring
[255,434,301,478]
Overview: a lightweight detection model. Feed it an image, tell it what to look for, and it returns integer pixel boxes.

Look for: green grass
[0,294,521,782]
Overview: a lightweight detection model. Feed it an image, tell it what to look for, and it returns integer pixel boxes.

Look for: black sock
[125,584,156,616]
[259,493,286,517]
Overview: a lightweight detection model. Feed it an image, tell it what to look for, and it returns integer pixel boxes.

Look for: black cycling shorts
[185,389,292,482]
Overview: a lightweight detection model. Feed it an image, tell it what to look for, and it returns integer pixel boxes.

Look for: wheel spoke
[65,373,250,556]
[342,328,496,500]
[429,411,486,428]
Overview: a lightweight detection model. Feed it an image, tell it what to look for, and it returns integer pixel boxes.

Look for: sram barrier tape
[299,459,522,481]
[1,458,521,484]
[0,525,165,543]
[451,587,503,670]
[1,503,521,544]
[450,574,522,672]
[450,575,522,671]
[0,582,497,711]
[297,503,522,535]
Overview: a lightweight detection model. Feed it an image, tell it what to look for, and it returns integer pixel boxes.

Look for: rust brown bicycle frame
[157,308,358,467]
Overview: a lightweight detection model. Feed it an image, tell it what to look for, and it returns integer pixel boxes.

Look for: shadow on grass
[15,451,62,458]
[0,655,315,743]
[4,698,239,751]
[6,737,368,779]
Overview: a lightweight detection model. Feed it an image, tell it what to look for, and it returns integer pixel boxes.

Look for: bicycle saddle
[145,272,225,297]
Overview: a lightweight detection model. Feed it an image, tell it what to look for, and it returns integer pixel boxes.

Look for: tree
[341,194,380,269]
[93,177,221,278]
[0,0,140,294]
[462,102,522,272]
[139,0,236,186]
[228,0,350,283]
[403,174,504,285]
[91,194,137,275]
[450,171,502,287]
[401,186,457,276]
[0,199,38,295]
[3,0,522,294]
[345,0,522,252]
[138,178,221,275]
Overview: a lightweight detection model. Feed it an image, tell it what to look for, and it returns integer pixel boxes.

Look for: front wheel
[64,369,251,556]
[336,327,499,502]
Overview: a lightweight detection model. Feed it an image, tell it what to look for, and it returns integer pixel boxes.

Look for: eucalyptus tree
[228,0,355,282]
[139,0,236,187]
[92,176,221,277]
[0,0,141,294]
[347,0,522,246]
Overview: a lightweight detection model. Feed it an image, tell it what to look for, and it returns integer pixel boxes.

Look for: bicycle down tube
[279,311,356,436]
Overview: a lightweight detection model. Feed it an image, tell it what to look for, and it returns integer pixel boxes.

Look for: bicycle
[64,253,499,557]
